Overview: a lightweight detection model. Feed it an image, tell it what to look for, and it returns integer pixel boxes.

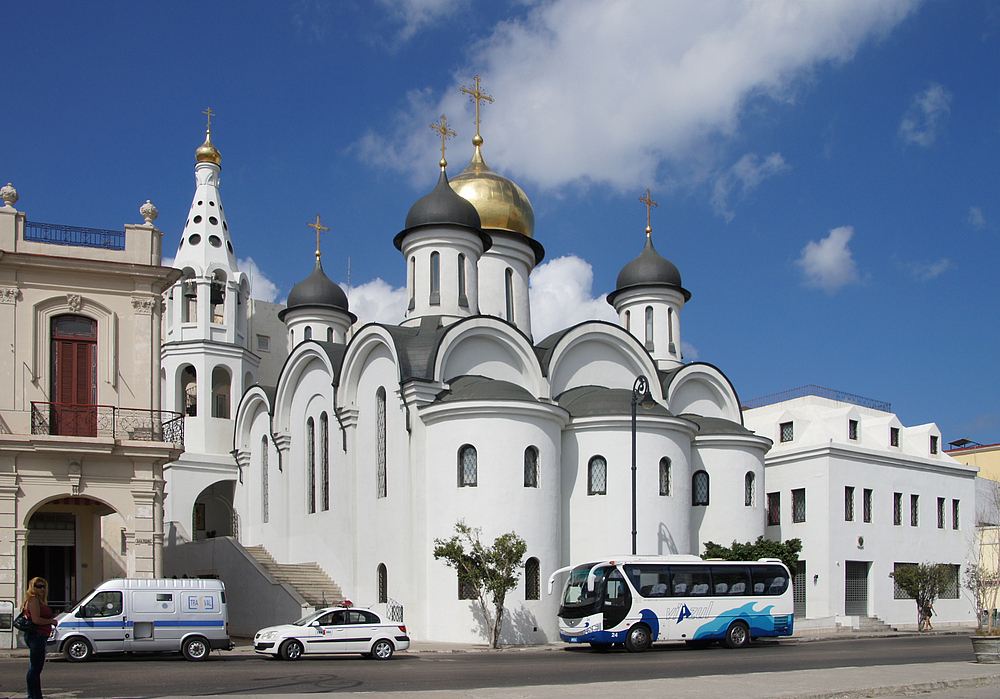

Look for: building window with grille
[911,494,919,526]
[848,419,858,440]
[376,387,387,498]
[659,458,671,496]
[745,472,755,507]
[524,446,539,488]
[458,445,477,487]
[767,492,780,525]
[525,557,540,600]
[261,436,269,524]
[863,488,873,523]
[320,413,330,511]
[692,470,710,506]
[780,422,793,443]
[307,417,316,514]
[377,563,388,604]
[845,486,855,521]
[792,488,806,523]
[893,492,902,525]
[458,577,477,600]
[940,565,961,599]
[890,426,900,447]
[588,456,607,495]
[953,499,960,530]
[930,435,939,454]
[937,497,945,529]
[257,334,270,352]
[893,563,916,599]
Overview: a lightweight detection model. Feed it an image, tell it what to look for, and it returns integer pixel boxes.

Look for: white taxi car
[253,606,409,660]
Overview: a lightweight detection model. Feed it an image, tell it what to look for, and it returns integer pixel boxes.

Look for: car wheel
[182,636,211,661]
[280,639,304,661]
[724,621,750,649]
[63,637,93,662]
[625,624,652,653]
[372,639,394,660]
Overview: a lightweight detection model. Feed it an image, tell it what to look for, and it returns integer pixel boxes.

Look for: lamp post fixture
[631,374,655,555]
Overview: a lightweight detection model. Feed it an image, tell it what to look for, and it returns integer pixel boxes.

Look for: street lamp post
[631,374,655,555]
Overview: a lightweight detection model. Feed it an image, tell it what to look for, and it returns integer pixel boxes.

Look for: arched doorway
[192,481,237,541]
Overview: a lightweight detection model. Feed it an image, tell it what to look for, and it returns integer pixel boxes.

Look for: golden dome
[450,146,534,238]
[196,131,221,165]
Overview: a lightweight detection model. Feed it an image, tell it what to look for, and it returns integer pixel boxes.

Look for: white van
[48,578,234,662]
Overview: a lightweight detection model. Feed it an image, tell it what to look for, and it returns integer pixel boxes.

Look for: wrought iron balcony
[30,402,184,444]
[24,221,126,250]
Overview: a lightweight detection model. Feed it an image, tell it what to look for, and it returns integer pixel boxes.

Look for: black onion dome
[395,169,483,250]
[608,235,691,302]
[280,257,349,317]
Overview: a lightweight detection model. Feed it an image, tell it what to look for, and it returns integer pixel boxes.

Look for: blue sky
[4,1,998,446]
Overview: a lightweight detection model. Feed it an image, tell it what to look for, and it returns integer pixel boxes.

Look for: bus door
[602,569,632,631]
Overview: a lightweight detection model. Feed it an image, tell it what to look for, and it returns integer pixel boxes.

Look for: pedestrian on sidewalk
[923,602,935,631]
[22,576,58,699]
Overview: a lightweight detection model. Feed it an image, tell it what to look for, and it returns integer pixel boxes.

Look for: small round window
[209,201,215,207]
[209,235,222,247]
[197,200,203,206]
[189,234,201,245]
[226,241,234,253]
[209,216,219,226]
[223,221,228,232]
[193,215,203,224]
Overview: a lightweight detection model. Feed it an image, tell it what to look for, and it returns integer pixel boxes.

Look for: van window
[80,591,123,618]
[134,591,175,613]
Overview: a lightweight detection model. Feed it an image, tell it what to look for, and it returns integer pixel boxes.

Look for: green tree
[701,536,802,572]
[890,562,953,631]
[433,520,527,649]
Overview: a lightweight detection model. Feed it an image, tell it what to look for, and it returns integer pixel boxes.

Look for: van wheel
[625,624,652,653]
[63,637,93,662]
[280,639,304,661]
[724,621,750,649]
[372,639,394,660]
[182,636,211,661]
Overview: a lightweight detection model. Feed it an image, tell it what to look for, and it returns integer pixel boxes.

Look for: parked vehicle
[254,606,409,660]
[48,578,234,662]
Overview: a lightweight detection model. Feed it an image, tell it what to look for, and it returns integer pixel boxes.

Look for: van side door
[72,590,126,653]
[126,591,176,652]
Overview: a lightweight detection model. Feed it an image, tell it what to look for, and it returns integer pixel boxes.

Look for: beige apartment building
[0,184,182,614]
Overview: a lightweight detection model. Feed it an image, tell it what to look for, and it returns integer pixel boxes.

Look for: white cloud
[711,152,789,221]
[681,341,699,362]
[347,277,409,326]
[240,258,282,303]
[909,258,952,281]
[377,0,469,41]
[796,225,861,293]
[898,82,952,147]
[967,206,986,230]
[361,0,920,196]
[529,254,619,339]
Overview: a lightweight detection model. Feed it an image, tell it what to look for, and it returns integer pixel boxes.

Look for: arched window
[692,470,710,506]
[458,253,467,306]
[525,557,540,600]
[211,270,227,324]
[745,471,755,507]
[181,271,197,323]
[458,444,477,487]
[377,563,388,604]
[181,365,197,417]
[659,458,671,496]
[505,268,514,322]
[524,446,539,488]
[668,307,675,352]
[304,326,312,341]
[307,417,316,514]
[645,306,654,347]
[320,413,330,511]
[211,366,231,418]
[327,327,333,342]
[261,436,269,523]
[430,252,440,305]
[588,456,607,495]
[624,310,630,332]
[376,387,387,498]
[408,256,416,310]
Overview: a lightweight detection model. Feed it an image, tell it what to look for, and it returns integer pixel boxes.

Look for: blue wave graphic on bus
[693,602,780,639]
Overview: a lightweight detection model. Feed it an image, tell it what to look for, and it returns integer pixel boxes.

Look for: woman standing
[22,577,58,699]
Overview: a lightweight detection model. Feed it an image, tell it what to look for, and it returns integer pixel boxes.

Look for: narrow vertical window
[458,445,477,487]
[937,497,945,529]
[408,256,415,310]
[930,435,939,454]
[458,253,467,306]
[659,458,671,496]
[304,326,312,340]
[588,456,607,495]
[953,499,960,530]
[624,310,630,332]
[523,446,538,488]
[505,268,514,322]
[327,327,333,342]
[863,488,873,523]
[845,486,855,521]
[745,472,755,507]
[668,307,674,352]
[525,557,540,600]
[910,494,919,526]
[767,492,780,525]
[377,563,388,604]
[848,419,859,440]
[780,422,794,443]
[430,252,440,305]
[307,417,316,514]
[644,306,653,347]
[893,492,903,525]
[261,436,269,524]
[320,413,329,511]
[692,470,709,506]
[890,426,900,447]
[792,488,806,522]
[376,387,387,498]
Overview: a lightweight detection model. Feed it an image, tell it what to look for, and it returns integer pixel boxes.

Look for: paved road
[0,634,986,698]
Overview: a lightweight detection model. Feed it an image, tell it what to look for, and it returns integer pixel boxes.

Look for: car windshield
[292,610,328,626]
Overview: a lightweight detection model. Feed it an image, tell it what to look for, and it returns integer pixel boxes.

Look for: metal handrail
[741,384,891,412]
[30,402,184,444]
[24,220,125,250]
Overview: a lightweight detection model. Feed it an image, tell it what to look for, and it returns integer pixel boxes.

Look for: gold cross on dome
[203,107,215,132]
[639,188,658,235]
[430,115,456,168]
[461,75,494,141]
[307,215,329,259]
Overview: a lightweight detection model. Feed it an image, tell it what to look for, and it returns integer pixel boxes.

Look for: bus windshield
[559,565,609,617]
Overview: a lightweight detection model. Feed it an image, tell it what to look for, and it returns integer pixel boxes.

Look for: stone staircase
[858,615,895,633]
[245,545,345,609]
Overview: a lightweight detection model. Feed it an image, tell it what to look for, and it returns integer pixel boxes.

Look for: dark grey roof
[379,316,450,383]
[435,375,537,403]
[279,257,351,319]
[556,385,673,418]
[607,235,691,304]
[679,414,755,436]
[394,169,487,250]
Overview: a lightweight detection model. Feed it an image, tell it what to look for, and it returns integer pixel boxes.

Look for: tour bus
[549,555,793,651]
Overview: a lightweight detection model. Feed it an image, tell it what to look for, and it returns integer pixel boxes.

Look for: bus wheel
[625,624,652,653]
[63,637,93,662]
[724,621,750,649]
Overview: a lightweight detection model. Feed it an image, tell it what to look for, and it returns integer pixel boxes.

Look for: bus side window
[750,565,788,595]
